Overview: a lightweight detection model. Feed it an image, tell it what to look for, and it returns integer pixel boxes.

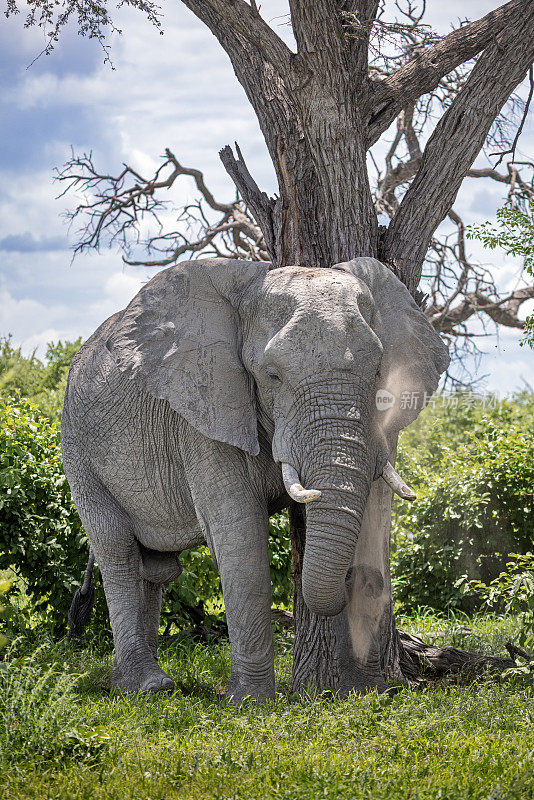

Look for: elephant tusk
[281,463,322,504]
[381,461,417,501]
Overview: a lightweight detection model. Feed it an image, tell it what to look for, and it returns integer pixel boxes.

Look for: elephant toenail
[143,676,175,694]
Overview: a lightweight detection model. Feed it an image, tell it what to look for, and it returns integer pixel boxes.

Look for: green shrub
[0,337,45,400]
[392,393,534,613]
[0,396,89,632]
[470,553,534,653]
[0,335,81,422]
[268,512,293,607]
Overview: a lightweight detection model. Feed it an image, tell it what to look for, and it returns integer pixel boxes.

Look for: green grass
[1,615,533,800]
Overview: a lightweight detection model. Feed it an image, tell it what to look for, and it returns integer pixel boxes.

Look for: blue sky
[0,1,532,394]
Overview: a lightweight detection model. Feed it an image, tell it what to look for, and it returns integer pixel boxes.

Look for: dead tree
[18,0,534,691]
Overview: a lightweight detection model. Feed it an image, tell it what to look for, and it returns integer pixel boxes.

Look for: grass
[1,614,533,800]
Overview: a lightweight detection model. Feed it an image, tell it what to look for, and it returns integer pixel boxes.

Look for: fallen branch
[398,630,515,682]
[270,609,519,684]
[505,641,533,662]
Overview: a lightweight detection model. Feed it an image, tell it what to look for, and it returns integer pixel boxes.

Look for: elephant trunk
[288,377,376,617]
[302,468,373,617]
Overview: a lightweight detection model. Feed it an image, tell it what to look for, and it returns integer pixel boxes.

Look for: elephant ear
[106,258,269,455]
[333,257,450,436]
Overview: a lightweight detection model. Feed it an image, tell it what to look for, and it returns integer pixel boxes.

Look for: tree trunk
[290,502,341,692]
[290,472,403,695]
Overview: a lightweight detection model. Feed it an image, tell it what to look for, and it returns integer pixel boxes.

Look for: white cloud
[87,271,146,322]
[0,268,145,356]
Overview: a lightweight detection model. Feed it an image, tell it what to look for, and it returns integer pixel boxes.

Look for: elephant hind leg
[67,464,174,693]
[110,578,170,692]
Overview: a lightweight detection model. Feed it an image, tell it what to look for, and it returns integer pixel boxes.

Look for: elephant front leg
[209,512,275,703]
[183,433,275,703]
[195,511,274,699]
[222,547,275,704]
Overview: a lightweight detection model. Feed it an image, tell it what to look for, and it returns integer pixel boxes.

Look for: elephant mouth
[280,459,415,503]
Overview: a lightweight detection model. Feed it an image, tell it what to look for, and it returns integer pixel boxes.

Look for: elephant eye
[266,367,281,384]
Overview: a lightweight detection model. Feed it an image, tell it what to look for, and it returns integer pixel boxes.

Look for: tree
[9,0,534,692]
[468,202,534,347]
[0,336,82,421]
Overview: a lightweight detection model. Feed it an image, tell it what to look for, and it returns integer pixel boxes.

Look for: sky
[0,0,532,395]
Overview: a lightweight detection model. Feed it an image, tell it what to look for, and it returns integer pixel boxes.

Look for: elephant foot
[111,660,175,694]
[224,678,276,705]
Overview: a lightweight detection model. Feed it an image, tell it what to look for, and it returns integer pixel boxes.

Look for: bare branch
[468,164,534,208]
[491,66,534,167]
[219,143,276,260]
[367,0,530,146]
[56,149,269,266]
[375,105,421,217]
[381,3,534,292]
[428,285,534,334]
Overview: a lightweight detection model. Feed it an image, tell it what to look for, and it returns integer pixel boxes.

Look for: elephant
[62,256,449,701]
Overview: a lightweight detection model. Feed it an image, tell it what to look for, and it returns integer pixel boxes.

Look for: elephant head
[106,256,449,617]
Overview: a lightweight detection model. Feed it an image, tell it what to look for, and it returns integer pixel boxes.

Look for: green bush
[268,512,293,607]
[392,392,534,613]
[0,396,89,632]
[0,336,81,422]
[471,552,534,653]
[0,337,44,400]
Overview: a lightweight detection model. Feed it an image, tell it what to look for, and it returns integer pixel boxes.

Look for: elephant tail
[67,549,96,640]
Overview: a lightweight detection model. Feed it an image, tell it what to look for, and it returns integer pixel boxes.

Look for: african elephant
[62,257,449,701]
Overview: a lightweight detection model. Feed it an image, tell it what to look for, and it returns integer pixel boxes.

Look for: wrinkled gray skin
[62,257,449,701]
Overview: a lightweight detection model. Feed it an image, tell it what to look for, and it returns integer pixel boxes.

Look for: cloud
[468,188,503,218]
[0,268,145,357]
[87,271,146,322]
[0,232,67,253]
